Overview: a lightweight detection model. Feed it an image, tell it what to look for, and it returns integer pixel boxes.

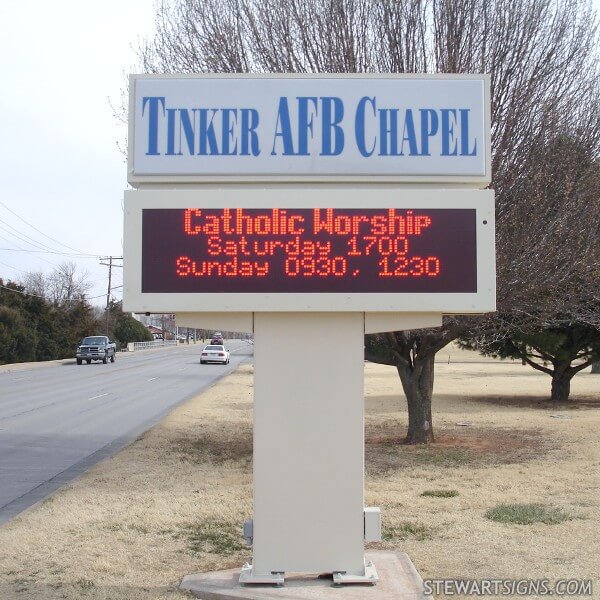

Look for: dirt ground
[0,345,598,599]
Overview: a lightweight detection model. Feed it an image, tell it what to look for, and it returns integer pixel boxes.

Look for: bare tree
[494,135,600,330]
[21,270,48,298]
[46,261,92,305]
[460,133,600,403]
[137,0,600,442]
[22,263,91,304]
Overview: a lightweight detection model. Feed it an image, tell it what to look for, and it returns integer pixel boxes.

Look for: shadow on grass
[464,395,600,410]
[170,423,253,465]
[184,519,248,556]
[365,425,550,475]
[170,417,552,474]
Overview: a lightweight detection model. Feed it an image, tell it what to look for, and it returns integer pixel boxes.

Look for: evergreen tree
[461,323,600,404]
[0,305,37,364]
[0,277,101,363]
[113,313,154,347]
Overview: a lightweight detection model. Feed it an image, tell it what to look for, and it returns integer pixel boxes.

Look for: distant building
[147,325,165,340]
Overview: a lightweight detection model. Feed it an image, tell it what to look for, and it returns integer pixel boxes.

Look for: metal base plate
[238,560,378,587]
[239,563,285,586]
[333,560,378,585]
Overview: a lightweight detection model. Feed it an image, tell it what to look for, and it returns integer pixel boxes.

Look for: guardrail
[130,340,178,352]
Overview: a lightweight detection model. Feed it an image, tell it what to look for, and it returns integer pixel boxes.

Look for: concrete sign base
[181,551,431,599]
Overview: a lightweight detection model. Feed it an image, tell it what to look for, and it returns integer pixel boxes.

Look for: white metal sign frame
[123,186,495,314]
[128,73,491,185]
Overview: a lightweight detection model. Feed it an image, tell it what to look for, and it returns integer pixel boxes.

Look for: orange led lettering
[314,208,334,234]
[176,256,192,275]
[184,209,202,235]
[148,207,472,292]
[352,215,370,234]
[415,215,432,234]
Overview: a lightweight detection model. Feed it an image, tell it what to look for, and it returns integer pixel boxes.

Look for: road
[0,341,253,525]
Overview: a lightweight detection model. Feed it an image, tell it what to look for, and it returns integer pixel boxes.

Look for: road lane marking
[87,393,110,401]
[147,377,158,382]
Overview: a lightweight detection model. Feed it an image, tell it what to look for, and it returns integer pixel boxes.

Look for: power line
[0,253,124,303]
[0,218,74,255]
[0,262,113,287]
[0,221,52,253]
[0,283,109,301]
[0,260,28,273]
[0,237,59,267]
[0,200,99,257]
[0,246,99,258]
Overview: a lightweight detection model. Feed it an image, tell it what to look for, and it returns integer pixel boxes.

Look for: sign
[124,73,496,588]
[123,188,495,313]
[128,74,490,184]
[143,208,476,293]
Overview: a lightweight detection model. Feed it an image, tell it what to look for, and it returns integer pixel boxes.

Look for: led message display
[141,208,477,294]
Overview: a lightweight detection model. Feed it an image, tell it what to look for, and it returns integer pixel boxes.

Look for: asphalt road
[0,341,253,525]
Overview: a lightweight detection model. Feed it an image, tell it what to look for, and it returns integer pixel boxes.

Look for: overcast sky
[0,1,155,305]
[1,1,599,307]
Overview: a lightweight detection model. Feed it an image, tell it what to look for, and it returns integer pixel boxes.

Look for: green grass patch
[383,521,436,541]
[185,519,246,556]
[485,503,572,525]
[421,489,459,498]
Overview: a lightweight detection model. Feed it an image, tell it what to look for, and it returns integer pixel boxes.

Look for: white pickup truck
[76,336,116,365]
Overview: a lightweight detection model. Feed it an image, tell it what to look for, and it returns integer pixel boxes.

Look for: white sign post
[252,312,368,583]
[124,74,493,589]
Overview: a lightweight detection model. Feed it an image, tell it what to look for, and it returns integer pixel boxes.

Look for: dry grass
[363,351,600,598]
[0,347,599,599]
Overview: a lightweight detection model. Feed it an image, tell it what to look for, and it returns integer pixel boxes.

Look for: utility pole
[99,256,123,336]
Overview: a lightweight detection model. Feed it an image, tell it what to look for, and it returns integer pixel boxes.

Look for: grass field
[0,347,598,599]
